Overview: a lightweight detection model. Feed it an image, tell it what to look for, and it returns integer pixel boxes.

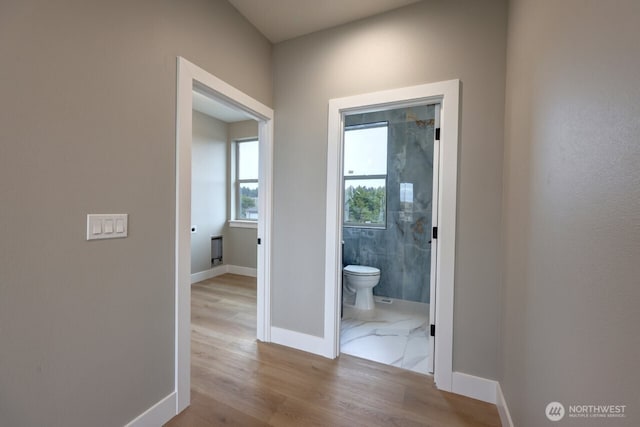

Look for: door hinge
[435,127,441,141]
[430,324,436,337]
[432,226,438,239]
[257,238,261,245]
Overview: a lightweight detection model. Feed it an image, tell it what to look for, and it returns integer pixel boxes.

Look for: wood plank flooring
[165,274,501,427]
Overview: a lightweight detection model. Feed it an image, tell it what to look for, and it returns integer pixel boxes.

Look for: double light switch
[87,214,128,240]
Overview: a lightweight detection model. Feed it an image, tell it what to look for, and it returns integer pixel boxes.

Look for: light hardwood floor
[165,274,501,427]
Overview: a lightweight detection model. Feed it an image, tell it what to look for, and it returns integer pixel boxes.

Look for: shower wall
[343,106,435,303]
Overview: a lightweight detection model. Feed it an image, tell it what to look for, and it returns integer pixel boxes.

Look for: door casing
[175,57,274,412]
[324,80,460,391]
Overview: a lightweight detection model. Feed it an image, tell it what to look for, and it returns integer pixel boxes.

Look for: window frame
[235,138,259,221]
[343,121,389,229]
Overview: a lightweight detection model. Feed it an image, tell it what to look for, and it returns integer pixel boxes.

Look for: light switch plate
[87,214,128,240]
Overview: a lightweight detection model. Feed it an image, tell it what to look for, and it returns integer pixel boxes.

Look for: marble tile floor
[340,295,431,375]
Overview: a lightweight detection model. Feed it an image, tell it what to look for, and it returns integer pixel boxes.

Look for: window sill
[229,220,257,229]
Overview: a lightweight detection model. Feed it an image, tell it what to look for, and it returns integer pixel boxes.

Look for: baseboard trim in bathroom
[124,391,176,427]
[191,265,257,284]
[496,382,515,427]
[369,295,429,315]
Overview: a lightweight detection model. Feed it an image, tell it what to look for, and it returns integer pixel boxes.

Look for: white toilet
[343,265,381,310]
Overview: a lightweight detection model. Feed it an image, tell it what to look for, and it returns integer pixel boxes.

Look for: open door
[428,104,441,374]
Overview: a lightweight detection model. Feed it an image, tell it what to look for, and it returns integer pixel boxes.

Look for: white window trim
[343,122,389,228]
[234,138,259,222]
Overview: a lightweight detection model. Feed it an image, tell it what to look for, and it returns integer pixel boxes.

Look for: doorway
[324,80,460,392]
[175,57,274,412]
[339,103,440,375]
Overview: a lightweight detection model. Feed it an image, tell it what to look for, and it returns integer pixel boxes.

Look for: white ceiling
[228,0,422,43]
[193,1,423,122]
[192,90,253,123]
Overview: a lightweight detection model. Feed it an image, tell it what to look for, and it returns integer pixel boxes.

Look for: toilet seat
[344,265,380,276]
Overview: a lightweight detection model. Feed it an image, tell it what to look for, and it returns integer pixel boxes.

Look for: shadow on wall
[343,105,435,303]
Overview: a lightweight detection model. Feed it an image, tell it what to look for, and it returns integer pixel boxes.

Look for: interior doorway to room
[190,89,261,284]
[324,80,459,392]
[339,103,441,376]
[175,57,274,413]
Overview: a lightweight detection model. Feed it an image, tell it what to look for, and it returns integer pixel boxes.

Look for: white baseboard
[191,264,256,284]
[371,295,429,314]
[496,382,515,427]
[270,327,332,358]
[451,372,497,404]
[124,391,176,427]
[191,265,227,284]
[227,265,257,277]
[450,373,515,426]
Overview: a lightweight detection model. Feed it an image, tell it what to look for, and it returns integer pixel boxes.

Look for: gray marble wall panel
[343,106,435,303]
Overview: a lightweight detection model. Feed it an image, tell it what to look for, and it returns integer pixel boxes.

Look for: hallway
[165,274,500,426]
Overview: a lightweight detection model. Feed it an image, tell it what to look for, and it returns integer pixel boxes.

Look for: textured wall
[343,106,435,303]
[272,0,507,378]
[0,1,271,425]
[501,0,640,425]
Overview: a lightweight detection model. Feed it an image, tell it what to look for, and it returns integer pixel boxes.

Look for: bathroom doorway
[339,104,440,375]
[324,80,460,392]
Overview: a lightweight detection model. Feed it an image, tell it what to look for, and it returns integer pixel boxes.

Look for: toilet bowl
[343,265,381,310]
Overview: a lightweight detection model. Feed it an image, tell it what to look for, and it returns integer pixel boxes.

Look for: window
[343,122,388,227]
[236,139,259,220]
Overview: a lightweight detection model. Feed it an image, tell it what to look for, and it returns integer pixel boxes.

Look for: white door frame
[175,57,274,413]
[324,80,459,391]
[428,103,441,374]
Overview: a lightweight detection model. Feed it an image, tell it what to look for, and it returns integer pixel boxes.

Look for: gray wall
[191,111,227,274]
[0,0,271,426]
[226,120,259,269]
[343,106,435,303]
[272,0,507,378]
[501,0,640,425]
